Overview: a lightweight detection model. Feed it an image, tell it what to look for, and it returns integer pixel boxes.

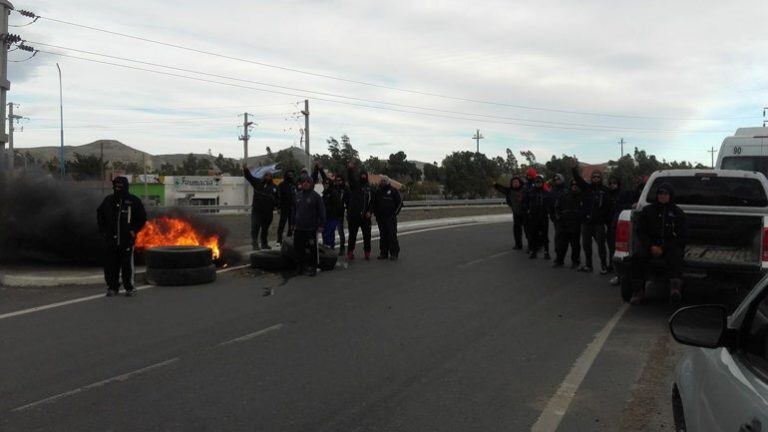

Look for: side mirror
[669,305,728,348]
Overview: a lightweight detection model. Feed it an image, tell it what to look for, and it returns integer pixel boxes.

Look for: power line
[25,12,760,122]
[36,49,735,135]
[32,45,733,135]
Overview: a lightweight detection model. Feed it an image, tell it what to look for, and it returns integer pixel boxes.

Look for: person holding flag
[244,164,279,250]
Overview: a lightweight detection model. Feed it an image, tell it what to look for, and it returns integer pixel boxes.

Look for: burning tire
[145,246,213,269]
[251,250,295,272]
[146,264,217,286]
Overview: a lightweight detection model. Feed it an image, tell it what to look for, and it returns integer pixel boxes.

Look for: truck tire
[318,245,338,271]
[145,246,213,269]
[620,277,633,302]
[146,264,217,286]
[251,250,295,272]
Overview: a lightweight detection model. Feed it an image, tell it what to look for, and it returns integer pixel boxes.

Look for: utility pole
[239,112,254,207]
[618,137,625,158]
[0,1,14,171]
[7,102,20,170]
[472,129,484,153]
[56,63,65,179]
[708,146,717,168]
[301,100,310,169]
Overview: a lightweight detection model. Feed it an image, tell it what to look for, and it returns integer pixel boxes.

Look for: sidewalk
[0,213,512,287]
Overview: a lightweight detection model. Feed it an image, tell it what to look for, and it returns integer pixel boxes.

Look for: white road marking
[11,357,180,412]
[218,323,284,346]
[530,304,629,432]
[0,221,499,321]
[458,250,510,268]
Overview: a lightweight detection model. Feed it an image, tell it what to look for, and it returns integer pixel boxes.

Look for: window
[721,156,768,180]
[646,176,768,207]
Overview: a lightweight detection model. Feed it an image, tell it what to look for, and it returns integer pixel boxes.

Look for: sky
[6,0,768,165]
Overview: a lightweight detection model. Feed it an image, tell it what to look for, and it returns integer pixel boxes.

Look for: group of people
[494,163,687,304]
[243,160,403,275]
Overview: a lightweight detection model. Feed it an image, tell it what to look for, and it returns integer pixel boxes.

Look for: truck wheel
[144,246,213,269]
[318,245,338,271]
[146,264,217,286]
[620,277,633,302]
[251,250,295,272]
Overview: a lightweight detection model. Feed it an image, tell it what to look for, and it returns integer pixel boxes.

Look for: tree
[66,152,108,180]
[340,135,359,164]
[158,162,177,176]
[423,162,444,183]
[274,148,303,176]
[505,148,519,173]
[363,156,386,174]
[111,160,143,174]
[324,135,360,174]
[442,151,499,198]
[383,151,421,182]
[544,154,578,179]
[214,153,241,175]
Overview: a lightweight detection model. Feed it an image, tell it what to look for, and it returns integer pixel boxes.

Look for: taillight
[616,219,631,253]
[762,227,768,262]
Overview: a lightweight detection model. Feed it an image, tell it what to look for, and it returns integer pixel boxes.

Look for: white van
[716,127,768,177]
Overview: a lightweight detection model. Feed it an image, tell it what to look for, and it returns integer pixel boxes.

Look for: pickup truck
[613,169,768,302]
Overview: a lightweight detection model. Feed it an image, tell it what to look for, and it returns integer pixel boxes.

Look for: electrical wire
[31,43,732,134]
[28,13,759,122]
[9,51,37,62]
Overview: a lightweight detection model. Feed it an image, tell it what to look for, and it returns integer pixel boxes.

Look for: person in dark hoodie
[522,174,549,259]
[494,175,526,250]
[630,183,687,305]
[572,163,610,273]
[97,176,147,297]
[276,170,297,245]
[321,171,346,250]
[244,166,279,250]
[373,175,402,260]
[292,173,326,276]
[346,160,374,260]
[552,179,582,268]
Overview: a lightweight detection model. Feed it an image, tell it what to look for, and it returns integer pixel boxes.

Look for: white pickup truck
[613,169,768,302]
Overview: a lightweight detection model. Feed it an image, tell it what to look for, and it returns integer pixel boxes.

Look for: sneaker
[364,251,371,261]
[513,245,523,250]
[609,276,620,286]
[390,254,398,261]
[552,261,564,268]
[577,265,593,272]
[308,267,317,277]
[570,262,580,269]
[543,252,551,260]
[125,289,137,297]
[106,290,118,297]
[600,265,609,275]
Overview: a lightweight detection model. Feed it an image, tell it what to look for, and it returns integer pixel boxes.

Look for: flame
[136,217,221,259]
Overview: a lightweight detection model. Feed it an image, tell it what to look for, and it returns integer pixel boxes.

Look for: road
[0,222,681,431]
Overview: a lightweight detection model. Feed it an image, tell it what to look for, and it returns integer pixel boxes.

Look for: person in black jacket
[321,172,346,250]
[292,174,326,276]
[346,161,374,260]
[572,165,610,273]
[630,183,687,305]
[276,170,297,245]
[551,177,581,268]
[522,175,549,259]
[494,175,526,250]
[244,166,279,250]
[373,175,402,260]
[97,176,147,297]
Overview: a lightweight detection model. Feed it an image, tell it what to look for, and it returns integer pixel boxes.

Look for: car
[669,274,768,431]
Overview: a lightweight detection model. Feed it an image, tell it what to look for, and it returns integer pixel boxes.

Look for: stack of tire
[250,237,338,272]
[145,246,217,286]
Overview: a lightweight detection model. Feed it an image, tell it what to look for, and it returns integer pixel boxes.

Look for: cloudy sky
[7,0,768,165]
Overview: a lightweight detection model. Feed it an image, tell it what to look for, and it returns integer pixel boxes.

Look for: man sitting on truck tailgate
[630,184,688,305]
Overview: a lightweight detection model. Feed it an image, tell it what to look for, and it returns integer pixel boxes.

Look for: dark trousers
[337,216,346,252]
[377,216,400,257]
[251,208,274,248]
[348,215,372,253]
[528,218,548,254]
[323,218,340,247]
[555,226,581,265]
[581,223,607,268]
[104,245,135,291]
[293,229,318,271]
[276,206,293,243]
[606,221,616,267]
[631,245,684,281]
[512,212,524,248]
[542,218,550,254]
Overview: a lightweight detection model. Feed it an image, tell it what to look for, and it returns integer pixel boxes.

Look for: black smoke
[0,171,231,266]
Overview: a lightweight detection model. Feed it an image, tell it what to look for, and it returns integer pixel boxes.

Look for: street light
[56,62,65,179]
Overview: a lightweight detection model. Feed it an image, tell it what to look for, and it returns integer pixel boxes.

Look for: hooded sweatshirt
[572,167,610,224]
[636,183,687,250]
[494,176,524,214]
[97,177,148,248]
[346,167,373,218]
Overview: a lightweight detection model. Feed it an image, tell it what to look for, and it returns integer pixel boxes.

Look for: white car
[670,275,768,431]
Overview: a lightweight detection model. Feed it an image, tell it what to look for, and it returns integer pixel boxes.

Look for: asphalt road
[0,222,682,431]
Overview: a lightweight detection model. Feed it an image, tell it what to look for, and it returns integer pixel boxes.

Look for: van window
[721,156,768,179]
[646,176,768,207]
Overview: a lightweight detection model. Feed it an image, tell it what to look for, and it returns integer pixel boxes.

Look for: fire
[136,217,221,259]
